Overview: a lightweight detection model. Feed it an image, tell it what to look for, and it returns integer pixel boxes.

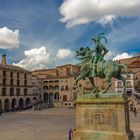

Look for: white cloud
[97,15,116,26]
[14,46,51,71]
[59,0,140,28]
[14,47,75,71]
[0,27,19,49]
[56,48,74,59]
[113,52,133,60]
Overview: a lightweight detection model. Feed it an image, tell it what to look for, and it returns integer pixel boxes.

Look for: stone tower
[1,54,7,65]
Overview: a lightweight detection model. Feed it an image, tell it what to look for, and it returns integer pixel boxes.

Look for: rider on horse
[91,33,109,77]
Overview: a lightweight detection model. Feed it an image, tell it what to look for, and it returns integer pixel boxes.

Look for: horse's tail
[119,64,129,77]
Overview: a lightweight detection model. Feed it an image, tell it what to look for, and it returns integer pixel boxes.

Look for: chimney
[137,53,140,56]
[1,54,7,65]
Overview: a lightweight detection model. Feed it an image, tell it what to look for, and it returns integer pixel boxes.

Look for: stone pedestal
[73,94,134,140]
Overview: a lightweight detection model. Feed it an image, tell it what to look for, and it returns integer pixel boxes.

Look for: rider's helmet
[92,33,107,44]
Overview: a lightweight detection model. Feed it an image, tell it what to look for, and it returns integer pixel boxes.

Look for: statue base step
[73,130,134,140]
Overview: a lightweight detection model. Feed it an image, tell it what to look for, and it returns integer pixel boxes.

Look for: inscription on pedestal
[80,107,117,131]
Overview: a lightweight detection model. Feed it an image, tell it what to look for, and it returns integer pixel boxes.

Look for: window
[2,88,6,96]
[79,84,82,87]
[127,81,132,88]
[117,82,122,88]
[17,80,20,86]
[33,89,35,94]
[24,73,27,79]
[10,88,14,96]
[126,90,132,96]
[73,87,77,90]
[24,88,28,96]
[61,86,64,91]
[43,86,48,89]
[3,71,6,77]
[10,72,13,78]
[63,95,67,101]
[16,88,20,96]
[24,80,27,86]
[49,85,53,90]
[17,72,19,79]
[10,79,14,86]
[3,78,6,86]
[65,85,68,91]
[54,85,59,90]
[117,90,122,93]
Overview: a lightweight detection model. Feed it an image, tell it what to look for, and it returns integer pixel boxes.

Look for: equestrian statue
[75,33,128,99]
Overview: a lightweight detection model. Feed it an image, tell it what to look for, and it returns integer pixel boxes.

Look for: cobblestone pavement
[0,108,139,140]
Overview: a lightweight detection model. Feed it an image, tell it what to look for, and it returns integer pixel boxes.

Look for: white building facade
[115,73,135,95]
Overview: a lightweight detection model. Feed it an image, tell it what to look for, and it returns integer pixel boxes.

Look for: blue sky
[0,0,140,70]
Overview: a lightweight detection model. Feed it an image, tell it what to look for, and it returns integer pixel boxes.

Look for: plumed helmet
[92,32,107,43]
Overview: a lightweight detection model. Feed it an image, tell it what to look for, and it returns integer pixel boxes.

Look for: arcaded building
[0,55,39,112]
[32,64,92,106]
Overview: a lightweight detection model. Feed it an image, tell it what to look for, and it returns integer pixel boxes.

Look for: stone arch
[0,99,2,111]
[33,97,37,101]
[19,98,24,109]
[54,92,59,100]
[44,93,48,101]
[4,98,10,111]
[11,98,17,111]
[25,98,31,105]
[54,85,59,90]
[49,85,53,90]
[43,85,48,90]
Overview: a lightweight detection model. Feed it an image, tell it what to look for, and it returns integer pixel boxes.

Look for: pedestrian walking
[68,128,73,140]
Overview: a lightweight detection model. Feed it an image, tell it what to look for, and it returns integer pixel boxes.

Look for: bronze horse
[75,48,128,98]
